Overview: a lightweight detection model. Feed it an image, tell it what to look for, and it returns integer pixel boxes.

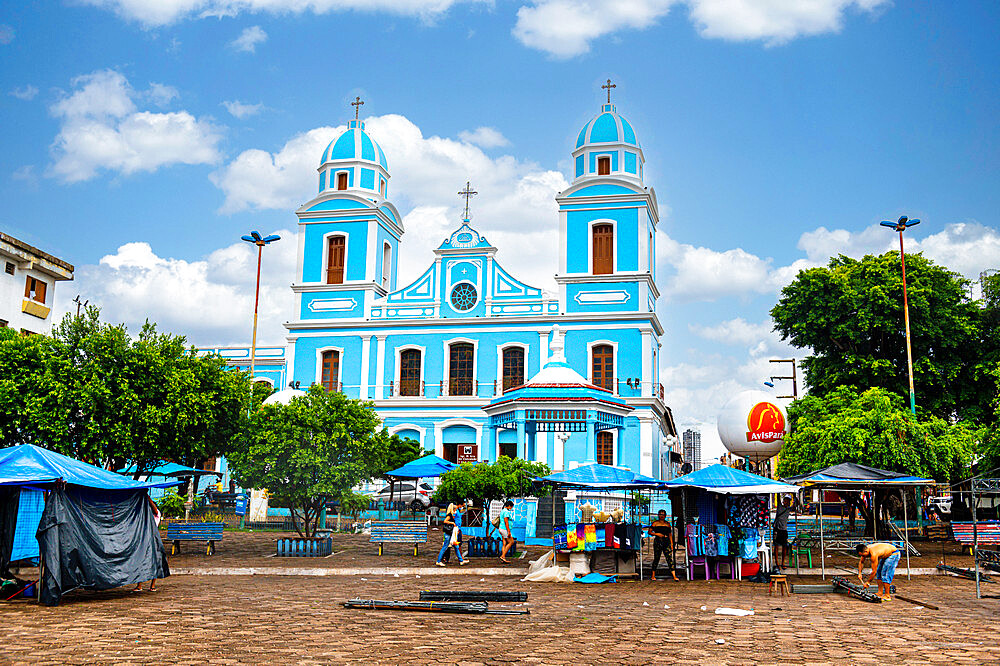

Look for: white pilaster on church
[641,331,653,397]
[639,415,654,477]
[537,329,549,372]
[365,221,378,282]
[360,334,372,399]
[374,335,386,400]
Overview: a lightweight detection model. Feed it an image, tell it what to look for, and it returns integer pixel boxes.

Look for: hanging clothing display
[715,524,731,557]
[741,527,759,560]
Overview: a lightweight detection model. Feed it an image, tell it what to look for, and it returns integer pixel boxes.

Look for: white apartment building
[0,232,74,335]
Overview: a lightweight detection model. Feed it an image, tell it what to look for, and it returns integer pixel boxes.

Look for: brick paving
[2,571,998,664]
[164,529,975,572]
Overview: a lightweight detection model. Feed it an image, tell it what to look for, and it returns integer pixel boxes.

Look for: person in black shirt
[649,510,677,580]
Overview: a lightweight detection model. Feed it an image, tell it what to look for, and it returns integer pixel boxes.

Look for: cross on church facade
[602,78,616,104]
[352,96,364,119]
[458,181,477,220]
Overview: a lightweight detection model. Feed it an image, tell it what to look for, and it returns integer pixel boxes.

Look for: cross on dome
[602,78,616,104]
[351,96,364,120]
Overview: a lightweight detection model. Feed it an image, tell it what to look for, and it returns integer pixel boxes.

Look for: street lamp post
[241,231,281,382]
[880,216,920,415]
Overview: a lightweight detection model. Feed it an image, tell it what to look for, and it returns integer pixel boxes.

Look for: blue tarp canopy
[117,462,222,478]
[538,463,666,490]
[0,444,179,490]
[783,462,934,488]
[661,464,799,495]
[384,454,458,479]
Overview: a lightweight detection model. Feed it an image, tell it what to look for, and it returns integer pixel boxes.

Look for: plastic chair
[688,555,712,580]
[715,556,737,580]
[793,542,813,568]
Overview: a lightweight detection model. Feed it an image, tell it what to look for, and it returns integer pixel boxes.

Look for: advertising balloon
[717,390,788,462]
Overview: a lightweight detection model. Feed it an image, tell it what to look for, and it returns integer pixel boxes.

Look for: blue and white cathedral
[214,91,678,479]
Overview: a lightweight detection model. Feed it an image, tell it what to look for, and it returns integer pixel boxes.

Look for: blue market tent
[0,445,174,605]
[661,464,799,495]
[537,463,666,490]
[1,445,179,490]
[384,454,458,480]
[117,462,222,480]
[782,462,934,488]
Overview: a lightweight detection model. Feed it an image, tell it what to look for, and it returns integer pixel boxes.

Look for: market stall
[661,464,799,579]
[0,444,178,605]
[535,463,666,579]
[783,462,934,580]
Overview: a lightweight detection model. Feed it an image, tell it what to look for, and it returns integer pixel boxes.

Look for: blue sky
[2,1,999,461]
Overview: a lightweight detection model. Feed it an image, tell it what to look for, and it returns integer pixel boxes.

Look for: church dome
[320,120,388,170]
[576,103,639,149]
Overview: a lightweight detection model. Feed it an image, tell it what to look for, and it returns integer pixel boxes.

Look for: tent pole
[794,492,799,576]
[902,487,911,581]
[972,482,981,599]
[818,494,825,580]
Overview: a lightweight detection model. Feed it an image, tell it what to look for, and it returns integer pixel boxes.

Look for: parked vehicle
[369,482,434,511]
[927,495,952,518]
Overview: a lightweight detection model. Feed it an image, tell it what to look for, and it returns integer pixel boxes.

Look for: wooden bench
[952,521,1000,553]
[166,522,225,555]
[370,520,427,556]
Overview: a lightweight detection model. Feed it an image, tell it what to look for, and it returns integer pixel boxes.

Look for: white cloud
[210,113,568,289]
[457,127,509,148]
[514,0,675,58]
[230,25,267,53]
[0,24,13,44]
[65,234,297,345]
[689,317,772,347]
[146,82,179,106]
[513,0,889,57]
[82,0,474,27]
[10,85,39,101]
[688,0,889,46]
[222,100,264,118]
[49,69,222,183]
[798,221,1000,280]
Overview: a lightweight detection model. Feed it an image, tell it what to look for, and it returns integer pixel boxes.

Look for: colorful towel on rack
[596,524,606,547]
[584,523,597,551]
[554,524,568,549]
[566,524,578,550]
[575,524,586,551]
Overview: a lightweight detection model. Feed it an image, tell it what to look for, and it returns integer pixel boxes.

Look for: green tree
[226,385,389,537]
[0,308,254,474]
[434,456,551,522]
[777,386,980,536]
[777,386,978,482]
[771,252,993,422]
[382,434,423,474]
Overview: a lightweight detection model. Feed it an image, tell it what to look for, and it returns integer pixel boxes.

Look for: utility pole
[880,215,921,415]
[768,359,797,399]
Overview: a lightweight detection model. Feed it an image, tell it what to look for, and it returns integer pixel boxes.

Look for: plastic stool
[769,574,789,596]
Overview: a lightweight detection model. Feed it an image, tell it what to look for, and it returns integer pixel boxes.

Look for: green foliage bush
[156,491,186,518]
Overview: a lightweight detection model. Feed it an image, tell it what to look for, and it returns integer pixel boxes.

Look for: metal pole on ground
[794,493,799,576]
[972,483,981,599]
[818,494,825,580]
[902,487,911,581]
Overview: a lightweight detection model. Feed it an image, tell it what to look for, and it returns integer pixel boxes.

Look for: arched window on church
[592,344,614,392]
[326,236,345,284]
[399,349,421,396]
[596,431,614,466]
[597,156,611,176]
[592,223,613,275]
[502,347,525,392]
[449,342,474,396]
[321,350,340,392]
[382,242,391,289]
[336,172,348,190]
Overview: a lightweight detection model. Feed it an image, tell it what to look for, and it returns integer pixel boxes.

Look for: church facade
[274,94,677,477]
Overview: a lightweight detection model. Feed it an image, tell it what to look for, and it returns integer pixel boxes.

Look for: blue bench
[166,522,225,555]
[370,520,427,556]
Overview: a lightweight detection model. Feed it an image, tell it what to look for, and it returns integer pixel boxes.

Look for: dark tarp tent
[0,444,177,605]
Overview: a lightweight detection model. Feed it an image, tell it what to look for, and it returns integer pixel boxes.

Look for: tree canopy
[226,385,389,537]
[434,456,551,509]
[776,386,979,483]
[771,252,996,423]
[0,308,254,474]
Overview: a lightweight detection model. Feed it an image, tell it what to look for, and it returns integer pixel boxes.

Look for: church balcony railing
[390,379,424,398]
[440,378,482,398]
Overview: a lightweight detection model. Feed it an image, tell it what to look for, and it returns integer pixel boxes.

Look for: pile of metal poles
[344,590,530,615]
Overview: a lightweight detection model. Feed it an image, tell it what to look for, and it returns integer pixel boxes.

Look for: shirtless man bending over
[856,542,900,601]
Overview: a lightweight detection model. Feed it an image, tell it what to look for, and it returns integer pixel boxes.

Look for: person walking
[649,510,677,581]
[436,502,467,566]
[498,500,516,563]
